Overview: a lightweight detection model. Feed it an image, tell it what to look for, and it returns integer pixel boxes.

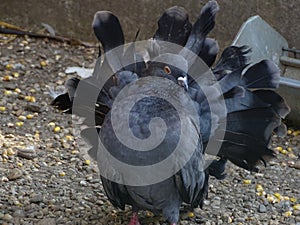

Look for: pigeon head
[147,53,189,90]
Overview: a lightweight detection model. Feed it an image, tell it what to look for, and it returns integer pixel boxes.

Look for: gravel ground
[0,35,300,225]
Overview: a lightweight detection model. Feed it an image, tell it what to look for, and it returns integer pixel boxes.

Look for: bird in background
[51,0,290,224]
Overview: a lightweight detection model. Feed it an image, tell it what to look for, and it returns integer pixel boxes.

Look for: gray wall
[1,0,299,49]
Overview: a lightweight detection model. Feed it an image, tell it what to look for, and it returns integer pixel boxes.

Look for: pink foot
[170,223,177,225]
[128,212,140,225]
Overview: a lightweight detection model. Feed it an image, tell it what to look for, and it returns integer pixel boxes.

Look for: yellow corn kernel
[14,88,21,93]
[12,72,19,78]
[59,171,65,176]
[5,64,13,70]
[293,204,300,210]
[55,55,62,61]
[54,126,61,133]
[4,90,12,96]
[188,212,195,218]
[281,149,288,155]
[290,197,297,203]
[0,106,6,111]
[3,75,13,81]
[287,147,293,152]
[267,195,276,203]
[256,191,263,196]
[292,130,300,136]
[274,193,282,200]
[65,135,73,141]
[283,196,290,201]
[243,179,251,185]
[26,114,34,119]
[18,115,26,121]
[71,150,79,154]
[48,122,55,127]
[283,211,292,217]
[16,122,24,127]
[24,96,36,102]
[276,146,283,151]
[14,200,23,207]
[85,159,91,165]
[40,60,47,67]
[34,132,40,140]
[17,162,23,167]
[256,184,264,192]
[287,129,292,135]
[228,217,233,223]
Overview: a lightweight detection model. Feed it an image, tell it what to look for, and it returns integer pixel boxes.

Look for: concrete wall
[1,0,299,49]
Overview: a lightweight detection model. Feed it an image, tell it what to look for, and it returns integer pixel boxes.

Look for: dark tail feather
[93,11,125,73]
[92,11,124,53]
[213,45,250,79]
[242,60,280,89]
[210,106,281,172]
[226,108,281,144]
[208,158,227,180]
[217,59,281,95]
[199,38,219,67]
[51,77,80,113]
[253,90,290,118]
[154,6,192,46]
[224,88,270,113]
[51,93,73,113]
[274,123,288,137]
[217,130,275,172]
[180,0,219,60]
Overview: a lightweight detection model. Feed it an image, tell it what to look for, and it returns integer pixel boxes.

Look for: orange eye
[164,66,171,75]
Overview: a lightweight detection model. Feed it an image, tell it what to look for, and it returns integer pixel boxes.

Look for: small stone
[13,209,26,218]
[30,194,44,203]
[36,218,56,225]
[258,204,267,213]
[80,180,88,186]
[3,83,17,90]
[3,213,13,221]
[211,196,221,209]
[7,168,23,180]
[25,103,41,112]
[16,146,37,160]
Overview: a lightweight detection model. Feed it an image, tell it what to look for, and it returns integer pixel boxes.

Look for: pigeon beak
[177,76,188,91]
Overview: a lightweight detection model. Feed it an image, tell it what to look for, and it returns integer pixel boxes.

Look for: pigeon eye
[164,66,171,75]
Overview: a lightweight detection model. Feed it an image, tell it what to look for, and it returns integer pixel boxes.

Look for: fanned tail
[204,46,290,172]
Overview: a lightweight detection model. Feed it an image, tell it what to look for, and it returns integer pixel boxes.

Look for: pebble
[36,218,56,225]
[13,209,26,218]
[7,168,23,180]
[210,196,221,209]
[16,146,37,160]
[258,204,267,213]
[30,194,44,203]
[2,213,13,221]
[25,103,42,112]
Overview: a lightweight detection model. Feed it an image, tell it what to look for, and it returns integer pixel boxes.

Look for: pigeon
[51,0,290,224]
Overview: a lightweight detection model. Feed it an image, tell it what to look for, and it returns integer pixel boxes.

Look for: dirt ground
[0,34,300,225]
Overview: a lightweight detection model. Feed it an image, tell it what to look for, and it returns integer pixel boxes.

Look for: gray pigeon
[51,1,290,224]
